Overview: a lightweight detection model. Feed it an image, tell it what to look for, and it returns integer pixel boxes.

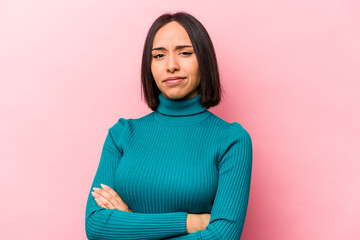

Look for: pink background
[1,1,359,239]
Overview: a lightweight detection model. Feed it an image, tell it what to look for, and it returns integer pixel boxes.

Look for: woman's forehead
[152,22,191,48]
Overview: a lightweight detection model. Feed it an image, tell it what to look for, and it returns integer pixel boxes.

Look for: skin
[151,21,201,100]
[92,21,210,233]
[91,184,132,212]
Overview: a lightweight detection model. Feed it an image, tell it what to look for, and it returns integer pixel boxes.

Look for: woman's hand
[186,213,211,233]
[91,184,132,212]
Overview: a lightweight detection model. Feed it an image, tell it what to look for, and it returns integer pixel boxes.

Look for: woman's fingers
[93,195,108,209]
[100,184,126,205]
[93,187,117,204]
[91,184,132,212]
[92,188,118,209]
[100,184,132,212]
[92,191,116,209]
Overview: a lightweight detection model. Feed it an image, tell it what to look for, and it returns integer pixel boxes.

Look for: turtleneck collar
[153,93,211,125]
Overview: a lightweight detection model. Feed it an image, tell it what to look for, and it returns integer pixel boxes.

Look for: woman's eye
[180,52,192,56]
[153,54,164,59]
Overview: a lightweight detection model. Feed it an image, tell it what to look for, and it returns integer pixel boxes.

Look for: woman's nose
[167,54,180,73]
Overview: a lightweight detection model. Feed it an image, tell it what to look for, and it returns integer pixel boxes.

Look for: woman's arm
[85,119,189,240]
[166,123,253,240]
[91,184,210,234]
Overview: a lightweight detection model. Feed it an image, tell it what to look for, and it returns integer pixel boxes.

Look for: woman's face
[151,21,200,100]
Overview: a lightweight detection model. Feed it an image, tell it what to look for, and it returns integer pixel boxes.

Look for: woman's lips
[164,78,186,85]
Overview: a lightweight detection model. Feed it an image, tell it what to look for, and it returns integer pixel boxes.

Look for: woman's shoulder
[205,116,251,161]
[207,112,251,139]
[105,114,149,147]
[108,117,128,131]
[208,112,252,164]
[108,112,153,131]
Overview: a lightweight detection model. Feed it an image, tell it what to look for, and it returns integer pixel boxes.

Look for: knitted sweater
[85,93,252,240]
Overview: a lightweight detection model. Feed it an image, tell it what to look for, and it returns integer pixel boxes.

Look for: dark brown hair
[141,12,222,110]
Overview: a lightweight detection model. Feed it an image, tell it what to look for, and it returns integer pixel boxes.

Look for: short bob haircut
[141,12,222,110]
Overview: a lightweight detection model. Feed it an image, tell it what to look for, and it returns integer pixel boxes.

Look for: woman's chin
[161,90,198,101]
[162,92,186,100]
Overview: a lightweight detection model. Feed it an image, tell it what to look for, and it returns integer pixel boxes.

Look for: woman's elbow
[85,219,95,240]
[85,212,101,240]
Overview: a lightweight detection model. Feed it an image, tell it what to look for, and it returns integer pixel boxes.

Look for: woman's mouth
[164,77,186,85]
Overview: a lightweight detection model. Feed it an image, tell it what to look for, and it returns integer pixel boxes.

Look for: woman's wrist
[186,214,196,233]
[186,213,210,233]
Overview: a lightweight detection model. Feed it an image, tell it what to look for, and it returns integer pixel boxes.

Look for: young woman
[85,12,252,240]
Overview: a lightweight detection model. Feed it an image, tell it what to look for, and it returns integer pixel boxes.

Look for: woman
[85,12,252,240]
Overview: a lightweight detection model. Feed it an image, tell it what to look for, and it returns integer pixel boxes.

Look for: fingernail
[91,191,98,197]
[93,187,100,192]
[100,184,109,190]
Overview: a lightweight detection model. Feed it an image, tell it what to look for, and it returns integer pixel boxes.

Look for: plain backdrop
[0,0,359,239]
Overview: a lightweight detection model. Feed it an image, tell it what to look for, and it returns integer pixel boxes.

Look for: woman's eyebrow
[152,45,193,51]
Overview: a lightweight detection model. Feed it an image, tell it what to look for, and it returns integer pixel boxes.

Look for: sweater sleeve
[85,118,188,240]
[167,122,253,240]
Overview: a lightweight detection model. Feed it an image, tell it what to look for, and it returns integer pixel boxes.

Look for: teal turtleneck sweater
[85,93,252,240]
